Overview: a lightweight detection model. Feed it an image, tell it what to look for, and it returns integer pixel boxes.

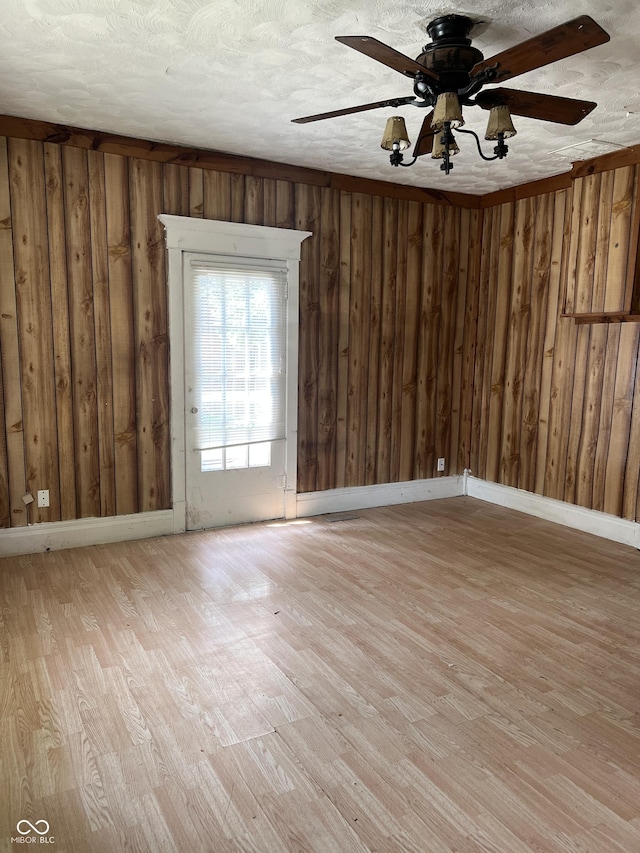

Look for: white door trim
[158,214,311,533]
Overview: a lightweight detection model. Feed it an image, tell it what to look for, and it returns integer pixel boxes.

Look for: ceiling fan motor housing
[417,15,484,94]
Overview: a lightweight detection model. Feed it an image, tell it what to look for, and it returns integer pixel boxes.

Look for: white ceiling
[1,0,639,194]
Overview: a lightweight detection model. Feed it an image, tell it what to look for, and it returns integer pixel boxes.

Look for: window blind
[187,258,288,451]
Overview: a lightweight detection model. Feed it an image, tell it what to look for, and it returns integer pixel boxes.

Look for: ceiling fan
[292,15,610,173]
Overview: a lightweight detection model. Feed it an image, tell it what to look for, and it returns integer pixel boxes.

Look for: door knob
[191,407,198,414]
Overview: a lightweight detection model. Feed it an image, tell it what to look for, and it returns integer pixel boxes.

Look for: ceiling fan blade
[471,16,609,84]
[412,112,436,157]
[336,36,439,81]
[292,96,416,124]
[476,88,596,125]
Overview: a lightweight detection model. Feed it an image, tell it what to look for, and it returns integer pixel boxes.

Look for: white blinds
[187,258,288,451]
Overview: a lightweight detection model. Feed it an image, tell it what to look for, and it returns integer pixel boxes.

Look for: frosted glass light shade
[380,116,411,150]
[485,105,517,139]
[431,92,464,130]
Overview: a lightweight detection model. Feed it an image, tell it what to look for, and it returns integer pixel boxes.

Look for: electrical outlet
[37,489,50,508]
[437,457,445,472]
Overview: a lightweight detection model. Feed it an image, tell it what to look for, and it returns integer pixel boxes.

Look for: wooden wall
[2,122,640,532]
[0,133,476,528]
[469,177,640,522]
[565,166,639,314]
[296,189,480,493]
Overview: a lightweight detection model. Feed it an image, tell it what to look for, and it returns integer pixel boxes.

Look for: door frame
[158,214,311,534]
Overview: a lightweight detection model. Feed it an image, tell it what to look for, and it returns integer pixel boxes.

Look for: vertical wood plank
[449,207,470,475]
[625,167,640,314]
[129,158,170,511]
[574,324,607,508]
[544,194,577,501]
[591,169,614,314]
[435,205,459,475]
[0,139,27,527]
[244,175,264,225]
[458,208,482,474]
[534,190,567,496]
[162,163,190,216]
[345,193,371,487]
[203,170,231,220]
[104,153,138,516]
[591,324,621,512]
[11,138,60,524]
[563,323,591,505]
[414,204,439,480]
[295,183,320,492]
[334,190,351,489]
[230,173,245,223]
[188,168,204,218]
[44,142,77,520]
[0,357,8,527]
[604,166,637,313]
[544,317,579,501]
[316,187,340,492]
[501,198,533,488]
[263,178,277,227]
[88,150,116,518]
[574,173,600,314]
[389,200,408,482]
[520,193,552,493]
[605,325,639,517]
[622,331,640,520]
[398,201,421,481]
[275,181,295,230]
[375,197,398,484]
[63,145,100,518]
[484,203,514,483]
[563,177,583,314]
[470,206,496,479]
[365,195,383,485]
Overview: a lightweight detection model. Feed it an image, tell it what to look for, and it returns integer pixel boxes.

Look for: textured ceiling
[1,0,639,194]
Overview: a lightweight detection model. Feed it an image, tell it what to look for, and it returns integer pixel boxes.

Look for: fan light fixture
[380,116,412,166]
[485,105,517,140]
[431,92,464,130]
[383,92,517,174]
[293,14,608,178]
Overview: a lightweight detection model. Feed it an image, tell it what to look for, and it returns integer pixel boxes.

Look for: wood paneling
[0,113,482,208]
[129,158,169,513]
[471,184,640,522]
[10,138,59,524]
[0,138,25,527]
[2,120,640,531]
[45,142,77,521]
[316,187,340,492]
[104,153,138,517]
[564,166,639,315]
[296,183,321,494]
[63,144,100,517]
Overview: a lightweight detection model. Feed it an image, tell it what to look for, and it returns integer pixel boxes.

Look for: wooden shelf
[563,313,640,324]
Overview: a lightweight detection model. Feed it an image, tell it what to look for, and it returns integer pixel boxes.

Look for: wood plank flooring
[1,497,640,852]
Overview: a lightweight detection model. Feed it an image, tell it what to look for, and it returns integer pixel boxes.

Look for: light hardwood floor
[2,497,640,852]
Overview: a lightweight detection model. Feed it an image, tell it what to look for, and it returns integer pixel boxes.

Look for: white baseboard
[296,476,464,517]
[0,510,175,557]
[4,476,637,557]
[465,476,640,549]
